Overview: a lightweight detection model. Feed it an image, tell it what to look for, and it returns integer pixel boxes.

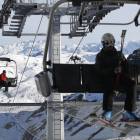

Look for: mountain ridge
[0,40,140,57]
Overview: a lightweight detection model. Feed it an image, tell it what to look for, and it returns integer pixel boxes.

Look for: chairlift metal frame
[0,57,18,87]
[0,1,140,139]
[33,0,140,98]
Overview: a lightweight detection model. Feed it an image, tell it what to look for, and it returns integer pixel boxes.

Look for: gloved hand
[117,51,126,61]
[114,66,123,74]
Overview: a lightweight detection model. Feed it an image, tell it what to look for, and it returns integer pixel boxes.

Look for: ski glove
[117,52,126,61]
[114,66,123,74]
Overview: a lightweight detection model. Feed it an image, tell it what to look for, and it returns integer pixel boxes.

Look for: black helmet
[3,70,6,73]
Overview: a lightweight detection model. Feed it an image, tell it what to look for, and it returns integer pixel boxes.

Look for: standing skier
[95,33,140,121]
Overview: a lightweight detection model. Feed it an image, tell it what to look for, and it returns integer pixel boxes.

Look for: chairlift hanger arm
[43,0,68,71]
[0,57,11,62]
[79,2,87,26]
[10,60,18,80]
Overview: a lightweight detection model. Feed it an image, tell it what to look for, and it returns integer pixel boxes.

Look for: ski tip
[99,118,118,127]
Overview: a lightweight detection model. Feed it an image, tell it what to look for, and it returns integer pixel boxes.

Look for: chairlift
[34,0,140,97]
[0,57,18,87]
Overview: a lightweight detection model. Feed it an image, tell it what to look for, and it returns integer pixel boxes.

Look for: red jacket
[0,73,7,82]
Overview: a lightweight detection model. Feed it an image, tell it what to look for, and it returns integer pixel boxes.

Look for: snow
[0,40,140,139]
[109,136,140,140]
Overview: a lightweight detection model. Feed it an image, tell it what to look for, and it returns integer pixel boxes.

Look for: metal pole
[43,0,70,71]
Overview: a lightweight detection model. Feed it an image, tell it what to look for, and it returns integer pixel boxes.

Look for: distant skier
[94,33,140,121]
[0,70,8,92]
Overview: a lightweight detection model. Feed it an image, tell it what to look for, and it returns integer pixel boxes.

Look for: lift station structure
[0,0,140,140]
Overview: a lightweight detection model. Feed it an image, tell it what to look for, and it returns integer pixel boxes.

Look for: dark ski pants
[0,81,8,91]
[102,73,136,111]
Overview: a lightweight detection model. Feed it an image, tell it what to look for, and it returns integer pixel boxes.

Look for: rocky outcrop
[127,48,140,64]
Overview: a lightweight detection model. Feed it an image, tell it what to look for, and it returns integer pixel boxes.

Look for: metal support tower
[0,1,140,140]
[47,15,64,140]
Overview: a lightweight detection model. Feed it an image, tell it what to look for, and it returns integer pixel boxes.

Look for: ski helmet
[101,33,115,42]
[3,70,6,73]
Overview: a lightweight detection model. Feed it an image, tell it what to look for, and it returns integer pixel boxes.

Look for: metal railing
[15,0,36,3]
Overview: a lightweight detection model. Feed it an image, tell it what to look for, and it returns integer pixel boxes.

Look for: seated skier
[0,70,8,92]
[94,33,140,121]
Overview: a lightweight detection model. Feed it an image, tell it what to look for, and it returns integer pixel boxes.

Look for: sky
[0,1,140,46]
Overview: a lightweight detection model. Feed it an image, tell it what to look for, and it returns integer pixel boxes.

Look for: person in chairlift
[0,70,8,92]
[94,33,140,121]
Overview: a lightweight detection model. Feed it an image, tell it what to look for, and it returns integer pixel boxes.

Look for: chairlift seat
[0,78,17,87]
[52,64,139,93]
[53,64,86,92]
[81,64,135,93]
[7,78,17,87]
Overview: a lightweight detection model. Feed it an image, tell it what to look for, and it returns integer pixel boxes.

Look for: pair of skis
[90,113,140,128]
[114,30,127,95]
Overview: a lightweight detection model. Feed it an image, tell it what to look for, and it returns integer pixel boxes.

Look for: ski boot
[3,87,8,92]
[123,110,140,121]
[102,111,112,122]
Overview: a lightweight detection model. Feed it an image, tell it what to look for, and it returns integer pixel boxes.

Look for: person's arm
[117,52,130,73]
[1,74,7,81]
[95,54,115,76]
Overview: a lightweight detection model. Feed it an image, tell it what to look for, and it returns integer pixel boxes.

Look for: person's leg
[0,82,2,89]
[119,73,136,111]
[2,81,8,92]
[4,86,8,92]
[102,76,116,111]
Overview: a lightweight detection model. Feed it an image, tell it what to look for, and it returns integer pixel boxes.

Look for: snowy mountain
[1,39,140,58]
[0,40,140,140]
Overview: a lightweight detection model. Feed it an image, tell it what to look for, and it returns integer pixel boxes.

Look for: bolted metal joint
[72,1,82,6]
[135,18,139,27]
[46,60,51,66]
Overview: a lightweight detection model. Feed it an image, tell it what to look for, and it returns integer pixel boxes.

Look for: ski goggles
[102,40,115,47]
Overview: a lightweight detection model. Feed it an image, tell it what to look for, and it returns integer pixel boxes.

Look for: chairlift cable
[0,15,44,137]
[67,27,89,64]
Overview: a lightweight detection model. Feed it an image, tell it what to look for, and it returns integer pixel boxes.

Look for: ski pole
[114,30,127,95]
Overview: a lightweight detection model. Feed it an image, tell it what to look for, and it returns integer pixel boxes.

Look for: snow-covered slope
[0,40,140,140]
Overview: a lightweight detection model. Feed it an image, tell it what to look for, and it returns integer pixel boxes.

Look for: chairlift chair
[34,0,140,98]
[0,57,18,87]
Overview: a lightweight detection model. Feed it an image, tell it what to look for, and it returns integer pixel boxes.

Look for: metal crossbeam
[0,103,46,106]
[70,0,140,4]
[1,0,139,37]
[47,101,140,107]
